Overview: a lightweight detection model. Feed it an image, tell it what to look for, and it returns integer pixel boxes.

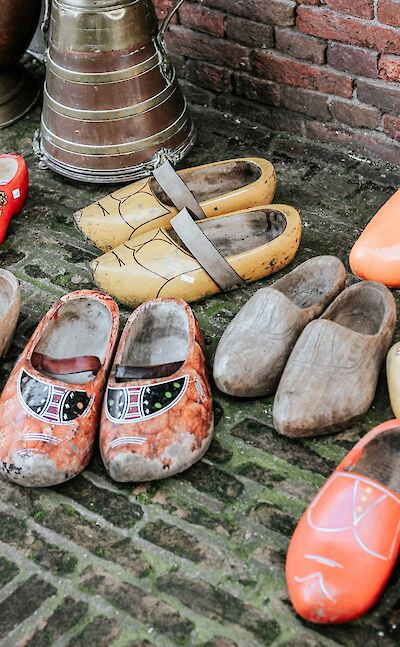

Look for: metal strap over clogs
[32,351,101,376]
[153,161,205,220]
[170,208,246,292]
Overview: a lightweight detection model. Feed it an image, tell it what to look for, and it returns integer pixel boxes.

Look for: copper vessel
[38,0,195,183]
[0,0,42,128]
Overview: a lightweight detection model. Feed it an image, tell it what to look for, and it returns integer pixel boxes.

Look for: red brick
[233,74,282,106]
[331,98,381,129]
[253,51,353,97]
[153,0,177,22]
[297,6,400,55]
[379,54,400,82]
[281,85,331,118]
[305,119,400,164]
[186,60,232,93]
[275,27,326,64]
[378,0,400,27]
[383,114,400,141]
[325,0,374,19]
[165,26,251,71]
[357,78,400,112]
[204,0,296,26]
[226,16,274,48]
[179,4,225,38]
[327,43,377,78]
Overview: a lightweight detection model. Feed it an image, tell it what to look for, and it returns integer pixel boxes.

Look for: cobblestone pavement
[1,87,400,647]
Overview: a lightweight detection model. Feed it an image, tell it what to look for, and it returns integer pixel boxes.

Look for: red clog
[0,290,119,487]
[100,298,214,482]
[0,154,28,244]
[286,420,400,623]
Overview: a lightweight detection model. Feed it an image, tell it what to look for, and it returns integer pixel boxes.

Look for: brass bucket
[38,0,195,183]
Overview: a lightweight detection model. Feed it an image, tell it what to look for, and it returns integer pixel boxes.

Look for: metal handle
[41,0,51,35]
[159,0,186,38]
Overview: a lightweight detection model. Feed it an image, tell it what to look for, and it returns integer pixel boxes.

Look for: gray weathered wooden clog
[213,256,346,397]
[0,269,20,357]
[273,281,396,437]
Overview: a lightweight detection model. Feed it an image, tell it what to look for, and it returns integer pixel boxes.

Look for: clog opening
[0,157,18,185]
[33,296,113,384]
[151,160,262,205]
[346,428,400,493]
[171,208,287,256]
[325,285,385,335]
[0,275,15,316]
[274,258,343,309]
[120,301,189,377]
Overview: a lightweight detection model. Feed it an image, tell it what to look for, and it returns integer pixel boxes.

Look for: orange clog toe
[350,190,400,287]
[0,154,28,244]
[286,420,400,623]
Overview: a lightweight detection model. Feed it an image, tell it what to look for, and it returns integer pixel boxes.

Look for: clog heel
[0,154,28,244]
[287,420,400,623]
[100,298,213,482]
[74,157,277,251]
[0,270,20,357]
[0,290,119,487]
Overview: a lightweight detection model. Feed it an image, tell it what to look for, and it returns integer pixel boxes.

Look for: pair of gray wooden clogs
[213,256,396,438]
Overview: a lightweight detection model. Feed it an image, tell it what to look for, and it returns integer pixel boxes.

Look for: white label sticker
[12,188,21,200]
[181,275,195,284]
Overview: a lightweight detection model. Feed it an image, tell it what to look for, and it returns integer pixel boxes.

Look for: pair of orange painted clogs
[0,291,213,487]
[74,157,302,306]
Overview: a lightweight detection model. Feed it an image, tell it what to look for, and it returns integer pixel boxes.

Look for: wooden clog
[100,298,213,482]
[286,420,400,623]
[74,158,277,251]
[91,204,302,307]
[213,256,346,397]
[0,154,28,244]
[350,190,400,287]
[273,281,396,437]
[0,290,119,487]
[386,342,400,418]
[0,269,20,357]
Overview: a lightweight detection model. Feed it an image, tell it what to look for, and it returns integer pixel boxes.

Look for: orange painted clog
[286,420,400,624]
[0,154,28,244]
[350,189,400,287]
[100,298,213,482]
[0,290,119,487]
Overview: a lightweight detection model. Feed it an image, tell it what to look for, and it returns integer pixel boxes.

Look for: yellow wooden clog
[387,342,400,417]
[90,204,302,307]
[75,157,276,252]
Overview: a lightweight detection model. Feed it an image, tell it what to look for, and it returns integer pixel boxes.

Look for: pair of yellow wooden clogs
[74,158,302,306]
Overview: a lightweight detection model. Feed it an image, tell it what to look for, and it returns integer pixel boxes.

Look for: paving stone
[157,574,280,643]
[67,615,121,647]
[139,520,207,563]
[55,475,143,527]
[0,556,19,588]
[0,575,56,637]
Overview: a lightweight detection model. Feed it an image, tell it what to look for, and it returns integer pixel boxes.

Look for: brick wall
[154,0,400,165]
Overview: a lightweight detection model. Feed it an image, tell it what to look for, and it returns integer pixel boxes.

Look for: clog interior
[33,297,113,384]
[273,258,342,309]
[324,285,385,335]
[347,428,400,493]
[0,274,15,316]
[170,208,287,256]
[0,156,18,185]
[151,160,262,204]
[120,301,189,376]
